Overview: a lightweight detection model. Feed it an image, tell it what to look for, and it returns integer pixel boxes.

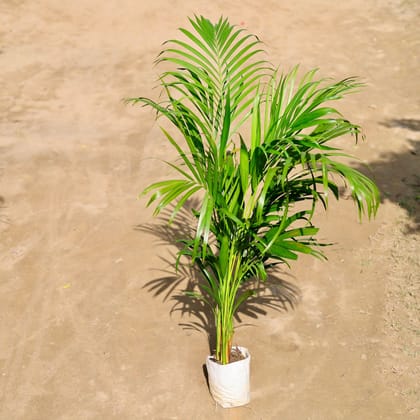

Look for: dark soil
[210,346,248,364]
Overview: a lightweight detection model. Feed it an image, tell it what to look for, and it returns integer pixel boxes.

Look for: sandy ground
[0,0,419,419]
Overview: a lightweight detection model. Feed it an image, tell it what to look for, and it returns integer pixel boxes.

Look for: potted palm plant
[128,16,379,407]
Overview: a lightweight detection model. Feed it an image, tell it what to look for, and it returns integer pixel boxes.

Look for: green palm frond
[158,16,268,141]
[129,16,379,364]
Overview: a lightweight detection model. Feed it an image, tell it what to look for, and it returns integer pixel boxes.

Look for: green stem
[215,245,243,364]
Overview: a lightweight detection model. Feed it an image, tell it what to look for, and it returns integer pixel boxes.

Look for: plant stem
[215,246,242,364]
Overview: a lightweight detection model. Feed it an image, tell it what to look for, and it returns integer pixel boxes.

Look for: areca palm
[128,16,379,364]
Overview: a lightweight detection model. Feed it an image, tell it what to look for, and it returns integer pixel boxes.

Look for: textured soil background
[0,0,419,419]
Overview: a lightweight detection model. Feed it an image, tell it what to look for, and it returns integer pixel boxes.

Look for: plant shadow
[0,196,10,225]
[135,204,301,355]
[356,119,420,233]
[381,118,420,132]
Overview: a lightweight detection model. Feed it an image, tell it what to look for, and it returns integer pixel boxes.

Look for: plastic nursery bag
[206,346,251,408]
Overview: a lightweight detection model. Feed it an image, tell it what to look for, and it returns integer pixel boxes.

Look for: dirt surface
[0,1,419,419]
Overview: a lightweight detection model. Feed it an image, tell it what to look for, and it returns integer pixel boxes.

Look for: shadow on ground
[361,119,420,232]
[135,206,301,354]
[381,118,420,132]
[0,195,9,225]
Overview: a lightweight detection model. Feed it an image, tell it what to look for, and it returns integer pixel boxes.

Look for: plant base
[206,346,250,408]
